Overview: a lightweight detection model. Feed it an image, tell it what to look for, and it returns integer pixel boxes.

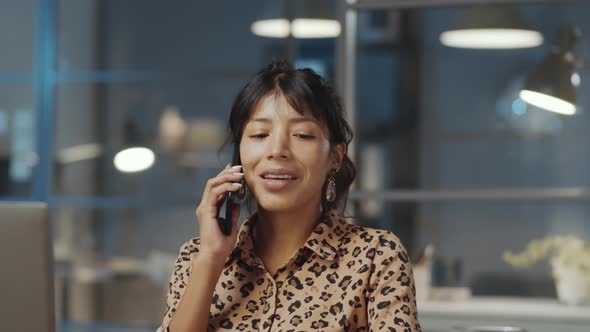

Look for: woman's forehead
[249,93,316,122]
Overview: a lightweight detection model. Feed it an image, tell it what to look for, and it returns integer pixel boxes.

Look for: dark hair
[222,60,356,214]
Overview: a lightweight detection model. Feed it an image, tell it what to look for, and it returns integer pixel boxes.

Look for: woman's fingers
[204,164,239,187]
[209,172,244,188]
[210,181,243,199]
[195,164,244,258]
[200,166,243,208]
[216,164,241,177]
[200,181,243,215]
[196,171,241,220]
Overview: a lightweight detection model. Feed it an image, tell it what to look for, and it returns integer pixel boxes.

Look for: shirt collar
[303,208,346,260]
[225,208,346,268]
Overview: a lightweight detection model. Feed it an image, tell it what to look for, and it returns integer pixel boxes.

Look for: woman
[161,61,422,331]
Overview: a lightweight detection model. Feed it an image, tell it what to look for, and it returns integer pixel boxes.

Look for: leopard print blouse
[161,209,422,331]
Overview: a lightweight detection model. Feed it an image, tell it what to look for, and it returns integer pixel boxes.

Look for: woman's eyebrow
[251,117,319,124]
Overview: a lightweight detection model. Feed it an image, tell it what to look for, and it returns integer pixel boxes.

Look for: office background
[1,0,590,331]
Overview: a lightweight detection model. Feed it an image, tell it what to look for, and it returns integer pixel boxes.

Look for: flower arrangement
[503,235,590,305]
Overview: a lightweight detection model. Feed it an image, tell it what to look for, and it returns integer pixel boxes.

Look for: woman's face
[240,93,345,213]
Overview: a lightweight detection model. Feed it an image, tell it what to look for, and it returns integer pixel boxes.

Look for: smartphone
[217,146,246,236]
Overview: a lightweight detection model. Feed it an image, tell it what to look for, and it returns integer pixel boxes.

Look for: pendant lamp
[251,0,340,39]
[440,5,543,49]
[113,119,155,173]
[520,25,581,115]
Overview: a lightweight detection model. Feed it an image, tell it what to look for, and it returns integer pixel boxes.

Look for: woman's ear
[332,143,346,169]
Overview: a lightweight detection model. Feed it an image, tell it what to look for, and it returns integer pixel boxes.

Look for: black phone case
[217,148,245,235]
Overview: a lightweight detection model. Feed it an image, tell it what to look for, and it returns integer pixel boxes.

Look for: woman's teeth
[263,175,295,179]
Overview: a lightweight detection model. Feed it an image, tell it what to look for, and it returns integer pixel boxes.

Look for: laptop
[0,202,55,332]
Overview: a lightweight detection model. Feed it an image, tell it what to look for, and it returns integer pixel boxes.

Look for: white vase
[551,259,590,306]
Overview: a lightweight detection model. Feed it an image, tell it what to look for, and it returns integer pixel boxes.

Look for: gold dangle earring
[326,168,338,202]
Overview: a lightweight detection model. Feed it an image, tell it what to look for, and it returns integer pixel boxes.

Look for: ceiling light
[251,19,290,38]
[291,18,341,38]
[251,0,340,39]
[440,5,543,49]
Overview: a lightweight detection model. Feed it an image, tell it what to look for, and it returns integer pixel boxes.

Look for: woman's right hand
[195,164,244,260]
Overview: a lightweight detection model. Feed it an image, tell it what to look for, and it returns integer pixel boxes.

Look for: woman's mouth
[259,170,298,192]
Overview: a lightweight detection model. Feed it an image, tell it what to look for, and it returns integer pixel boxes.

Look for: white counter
[418,296,590,332]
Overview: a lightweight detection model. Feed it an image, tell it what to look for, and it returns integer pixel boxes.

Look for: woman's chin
[250,186,320,212]
[256,199,299,212]
[253,193,306,213]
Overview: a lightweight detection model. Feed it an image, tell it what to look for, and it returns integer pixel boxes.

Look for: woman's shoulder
[341,221,407,254]
[176,237,201,259]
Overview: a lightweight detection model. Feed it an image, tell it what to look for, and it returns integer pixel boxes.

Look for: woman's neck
[253,205,323,266]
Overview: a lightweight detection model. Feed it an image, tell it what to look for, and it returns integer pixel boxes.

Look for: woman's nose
[267,132,290,160]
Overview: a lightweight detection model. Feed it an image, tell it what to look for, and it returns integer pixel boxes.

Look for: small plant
[503,235,590,305]
[503,235,590,271]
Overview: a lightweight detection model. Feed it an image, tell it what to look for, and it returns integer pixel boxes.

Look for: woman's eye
[296,133,315,139]
[249,133,268,139]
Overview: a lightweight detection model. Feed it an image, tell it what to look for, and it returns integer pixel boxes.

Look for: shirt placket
[262,272,278,331]
[248,255,277,331]
[254,248,308,332]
